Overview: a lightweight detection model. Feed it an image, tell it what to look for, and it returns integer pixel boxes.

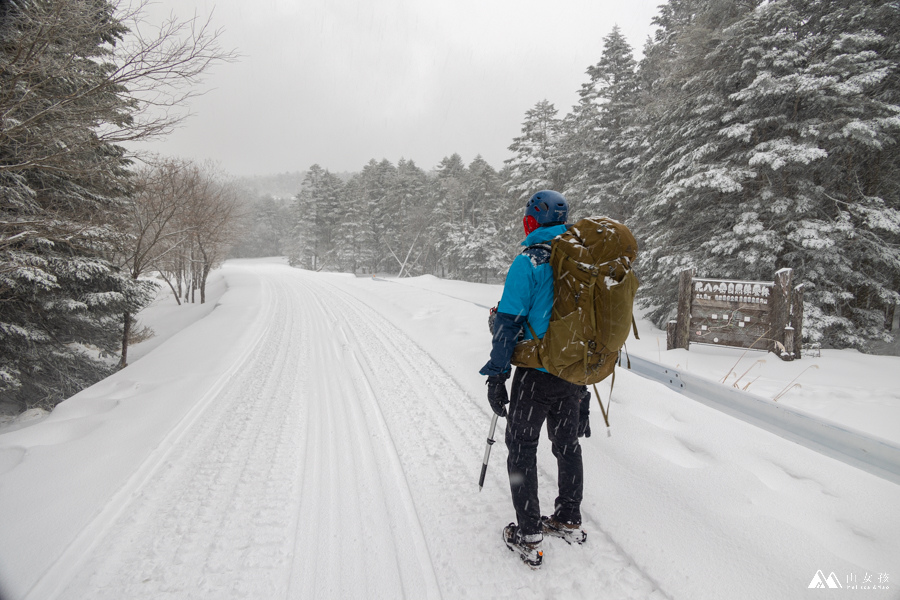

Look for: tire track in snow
[293,273,509,597]
[283,273,441,599]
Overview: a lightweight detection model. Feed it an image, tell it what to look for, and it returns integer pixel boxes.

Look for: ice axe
[478,413,499,491]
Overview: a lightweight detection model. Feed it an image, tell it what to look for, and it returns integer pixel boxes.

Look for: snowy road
[1,260,898,600]
[10,264,663,599]
[50,266,444,599]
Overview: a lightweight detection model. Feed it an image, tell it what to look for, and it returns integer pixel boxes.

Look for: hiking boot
[541,515,587,545]
[503,523,543,569]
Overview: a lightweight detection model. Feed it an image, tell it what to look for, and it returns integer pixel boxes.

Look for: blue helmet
[524,190,568,234]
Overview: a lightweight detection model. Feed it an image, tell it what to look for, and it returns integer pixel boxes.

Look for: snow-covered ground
[0,257,897,599]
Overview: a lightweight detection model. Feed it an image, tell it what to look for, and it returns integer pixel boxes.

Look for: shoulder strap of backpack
[520,242,552,338]
[521,243,552,266]
[523,319,539,340]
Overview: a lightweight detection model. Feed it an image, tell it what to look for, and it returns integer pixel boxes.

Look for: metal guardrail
[624,354,900,486]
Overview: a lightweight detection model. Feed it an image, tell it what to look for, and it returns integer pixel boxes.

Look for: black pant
[506,367,584,535]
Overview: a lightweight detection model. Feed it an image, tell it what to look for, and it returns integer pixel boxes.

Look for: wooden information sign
[690,278,773,348]
[667,268,804,360]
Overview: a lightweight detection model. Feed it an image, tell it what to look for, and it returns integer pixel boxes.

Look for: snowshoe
[503,523,543,569]
[541,515,587,545]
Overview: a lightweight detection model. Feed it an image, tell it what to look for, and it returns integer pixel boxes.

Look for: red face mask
[523,215,539,235]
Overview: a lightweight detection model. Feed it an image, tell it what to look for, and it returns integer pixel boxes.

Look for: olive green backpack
[511,217,639,430]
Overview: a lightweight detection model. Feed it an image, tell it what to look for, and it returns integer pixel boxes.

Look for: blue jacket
[479,224,569,377]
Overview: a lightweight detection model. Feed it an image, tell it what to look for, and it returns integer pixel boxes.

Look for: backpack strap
[592,371,614,438]
[520,243,552,341]
[521,243,552,266]
[523,319,540,340]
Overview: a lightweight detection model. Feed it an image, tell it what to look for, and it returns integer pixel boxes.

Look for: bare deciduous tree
[116,158,242,365]
[180,162,241,305]
[117,156,198,366]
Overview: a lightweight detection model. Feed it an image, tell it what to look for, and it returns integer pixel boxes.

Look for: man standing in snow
[480,190,588,569]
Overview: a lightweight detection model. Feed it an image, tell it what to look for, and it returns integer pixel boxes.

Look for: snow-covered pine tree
[505,100,566,203]
[701,0,900,347]
[628,0,762,327]
[286,168,312,268]
[494,164,528,259]
[385,158,430,277]
[561,26,640,221]
[0,0,231,408]
[334,173,373,274]
[360,159,400,273]
[428,154,468,278]
[449,156,510,283]
[289,165,344,271]
[633,0,900,348]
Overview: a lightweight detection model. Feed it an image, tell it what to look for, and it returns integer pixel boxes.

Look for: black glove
[486,373,510,417]
[578,386,591,438]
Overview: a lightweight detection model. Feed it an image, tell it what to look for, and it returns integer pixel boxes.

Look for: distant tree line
[279,155,516,282]
[253,0,898,351]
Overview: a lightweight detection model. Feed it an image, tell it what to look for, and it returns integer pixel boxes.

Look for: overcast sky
[134,0,662,176]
